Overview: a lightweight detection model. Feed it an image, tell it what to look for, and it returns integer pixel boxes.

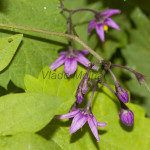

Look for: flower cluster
[49,9,121,75]
[55,65,107,141]
[50,3,146,142]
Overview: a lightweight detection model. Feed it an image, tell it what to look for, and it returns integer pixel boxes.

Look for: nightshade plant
[50,0,146,141]
[0,0,149,149]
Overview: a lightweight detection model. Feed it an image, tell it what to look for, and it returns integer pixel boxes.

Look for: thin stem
[67,15,72,45]
[111,64,136,73]
[104,64,117,83]
[101,82,115,94]
[86,66,107,108]
[111,63,146,85]
[72,8,97,14]
[86,78,100,108]
[68,12,79,37]
[59,0,97,15]
[78,64,93,88]
[59,0,71,13]
[86,69,105,108]
[0,22,103,61]
[59,0,64,9]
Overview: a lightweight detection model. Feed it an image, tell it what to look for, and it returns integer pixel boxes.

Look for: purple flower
[88,9,121,42]
[119,109,134,126]
[50,49,98,76]
[55,109,107,141]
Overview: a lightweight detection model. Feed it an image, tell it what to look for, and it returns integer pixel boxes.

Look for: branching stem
[0,22,103,61]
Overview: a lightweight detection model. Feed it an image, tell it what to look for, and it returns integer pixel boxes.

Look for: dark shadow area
[37,118,71,140]
[131,93,146,105]
[119,120,134,132]
[0,81,24,97]
[86,0,99,5]
[38,117,106,150]
[120,72,131,83]
[98,129,107,135]
[86,0,144,15]
[0,0,8,12]
[70,123,87,143]
[70,123,104,149]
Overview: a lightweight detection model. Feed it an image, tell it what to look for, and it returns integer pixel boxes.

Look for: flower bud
[75,89,84,104]
[119,109,134,126]
[115,82,129,103]
[81,78,89,94]
[134,72,146,85]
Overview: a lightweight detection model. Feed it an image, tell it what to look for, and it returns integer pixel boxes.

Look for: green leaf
[0,0,67,89]
[0,93,62,135]
[24,66,90,113]
[122,8,150,116]
[0,132,61,150]
[39,85,150,150]
[0,34,22,71]
[24,66,150,149]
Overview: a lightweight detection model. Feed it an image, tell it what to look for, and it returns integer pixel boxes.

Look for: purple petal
[119,110,134,126]
[97,122,107,127]
[55,109,80,119]
[116,90,129,103]
[70,113,88,134]
[88,20,97,34]
[88,115,100,141]
[49,55,65,70]
[76,49,89,55]
[77,53,99,70]
[96,24,105,42]
[64,57,77,76]
[105,18,120,30]
[102,9,121,17]
[76,92,84,104]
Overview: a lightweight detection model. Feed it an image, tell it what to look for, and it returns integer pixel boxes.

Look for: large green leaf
[0,92,62,135]
[39,85,150,150]
[122,8,150,116]
[24,66,91,114]
[0,34,22,71]
[24,66,150,149]
[0,133,61,150]
[0,0,67,89]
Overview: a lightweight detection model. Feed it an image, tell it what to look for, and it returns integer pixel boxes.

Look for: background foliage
[0,0,150,149]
